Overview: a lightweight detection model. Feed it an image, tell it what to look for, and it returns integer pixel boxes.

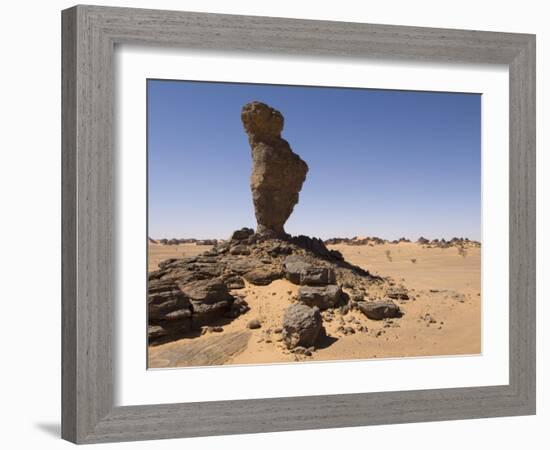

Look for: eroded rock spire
[241,101,308,237]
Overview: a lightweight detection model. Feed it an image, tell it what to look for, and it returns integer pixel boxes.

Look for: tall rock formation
[241,101,308,237]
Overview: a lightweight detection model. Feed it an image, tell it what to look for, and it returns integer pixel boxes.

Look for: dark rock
[226,258,262,275]
[158,258,179,270]
[290,235,332,258]
[247,319,262,329]
[386,287,410,301]
[300,267,335,286]
[266,243,293,257]
[147,279,191,322]
[225,297,250,318]
[148,325,168,340]
[241,101,308,237]
[230,227,254,241]
[283,255,312,284]
[179,278,234,326]
[358,301,402,320]
[281,304,322,349]
[243,265,283,286]
[179,278,232,303]
[164,309,192,321]
[229,244,251,255]
[297,285,342,310]
[223,274,246,290]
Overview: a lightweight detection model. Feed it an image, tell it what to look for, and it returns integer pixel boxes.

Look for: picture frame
[61,4,536,444]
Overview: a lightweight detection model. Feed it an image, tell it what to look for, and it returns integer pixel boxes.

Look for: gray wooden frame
[62,4,536,444]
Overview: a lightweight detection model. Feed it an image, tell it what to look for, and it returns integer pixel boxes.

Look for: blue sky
[148,80,481,241]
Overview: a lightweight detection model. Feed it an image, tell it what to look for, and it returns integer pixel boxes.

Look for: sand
[148,241,481,368]
[148,242,214,272]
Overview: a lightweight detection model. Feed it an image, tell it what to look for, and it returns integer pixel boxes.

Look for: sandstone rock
[230,227,255,241]
[297,285,342,310]
[266,243,293,257]
[243,265,284,286]
[223,274,246,290]
[300,267,335,286]
[241,101,308,237]
[148,331,251,367]
[179,278,234,325]
[386,287,409,301]
[179,278,232,303]
[283,254,336,286]
[282,304,323,349]
[148,325,168,340]
[358,300,402,320]
[229,244,251,255]
[226,258,262,275]
[147,279,191,322]
[283,255,312,284]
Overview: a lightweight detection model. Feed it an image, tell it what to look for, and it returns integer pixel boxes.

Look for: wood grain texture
[61,4,536,444]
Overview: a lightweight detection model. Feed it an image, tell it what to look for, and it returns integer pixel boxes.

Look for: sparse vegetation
[411,258,417,264]
[385,249,393,262]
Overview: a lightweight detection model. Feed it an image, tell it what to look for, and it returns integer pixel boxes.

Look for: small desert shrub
[385,249,393,262]
[457,246,467,258]
[410,258,417,264]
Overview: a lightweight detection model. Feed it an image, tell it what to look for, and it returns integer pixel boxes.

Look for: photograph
[146,79,482,368]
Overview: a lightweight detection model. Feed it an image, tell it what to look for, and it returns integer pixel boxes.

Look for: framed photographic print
[62,5,536,444]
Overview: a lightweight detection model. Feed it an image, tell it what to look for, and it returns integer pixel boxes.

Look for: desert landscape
[147,101,481,368]
[147,237,480,368]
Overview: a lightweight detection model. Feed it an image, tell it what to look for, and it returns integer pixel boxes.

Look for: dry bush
[410,258,417,264]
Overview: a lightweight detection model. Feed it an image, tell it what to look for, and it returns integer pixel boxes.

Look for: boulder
[282,304,323,349]
[284,255,335,285]
[223,274,246,290]
[147,279,192,322]
[283,255,312,284]
[241,101,308,237]
[297,285,342,310]
[358,300,402,320]
[179,278,232,303]
[247,319,262,329]
[243,265,284,286]
[179,278,234,325]
[300,267,335,285]
[230,227,254,241]
[386,287,409,301]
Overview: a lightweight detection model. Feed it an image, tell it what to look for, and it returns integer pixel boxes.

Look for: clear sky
[148,79,481,241]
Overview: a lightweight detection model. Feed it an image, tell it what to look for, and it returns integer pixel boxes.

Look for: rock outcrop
[241,101,308,237]
[147,102,406,348]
